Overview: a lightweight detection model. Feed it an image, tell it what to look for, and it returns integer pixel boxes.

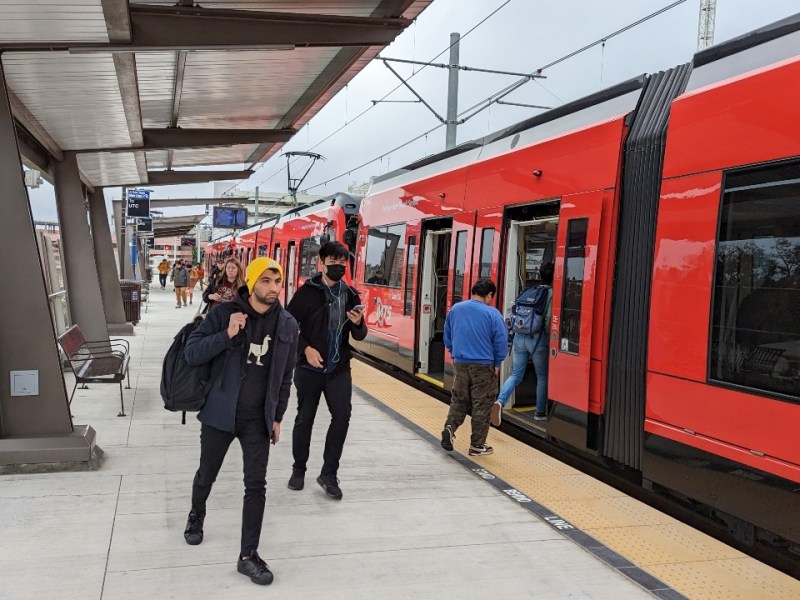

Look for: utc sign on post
[127,189,151,217]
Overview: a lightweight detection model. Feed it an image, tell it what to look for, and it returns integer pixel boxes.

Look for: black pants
[159,273,167,288]
[191,418,270,556]
[292,368,352,478]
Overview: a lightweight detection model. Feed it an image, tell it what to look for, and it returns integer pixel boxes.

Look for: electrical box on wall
[10,370,39,396]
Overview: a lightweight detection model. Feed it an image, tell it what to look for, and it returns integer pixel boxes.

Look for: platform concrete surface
[0,285,653,600]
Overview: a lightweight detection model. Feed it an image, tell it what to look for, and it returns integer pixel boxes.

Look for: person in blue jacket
[440,278,508,456]
[181,257,298,586]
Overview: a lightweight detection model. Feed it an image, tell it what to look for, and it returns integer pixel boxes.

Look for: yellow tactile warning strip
[352,362,800,600]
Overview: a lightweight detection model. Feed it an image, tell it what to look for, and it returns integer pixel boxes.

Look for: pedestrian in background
[158,258,171,290]
[186,263,200,305]
[172,259,189,308]
[440,278,507,456]
[204,258,245,310]
[196,263,206,291]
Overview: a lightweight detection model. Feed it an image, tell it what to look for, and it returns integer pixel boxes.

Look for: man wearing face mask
[286,241,368,500]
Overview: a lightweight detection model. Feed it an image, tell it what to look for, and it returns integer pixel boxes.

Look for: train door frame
[416,217,453,387]
[286,241,297,303]
[500,214,560,410]
[546,190,605,452]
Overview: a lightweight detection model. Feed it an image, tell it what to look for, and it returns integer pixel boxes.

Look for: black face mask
[325,264,346,282]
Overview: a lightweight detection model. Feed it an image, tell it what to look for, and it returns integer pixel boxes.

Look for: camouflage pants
[445,363,498,447]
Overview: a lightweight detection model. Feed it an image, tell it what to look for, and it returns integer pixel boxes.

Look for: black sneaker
[316,475,343,500]
[468,444,494,456]
[441,425,454,451]
[533,412,547,421]
[183,509,204,545]
[237,550,274,585]
[288,468,305,491]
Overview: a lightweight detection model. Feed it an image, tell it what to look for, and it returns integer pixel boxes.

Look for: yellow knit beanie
[245,257,284,292]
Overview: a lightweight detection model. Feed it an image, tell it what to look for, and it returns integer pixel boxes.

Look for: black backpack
[161,318,211,424]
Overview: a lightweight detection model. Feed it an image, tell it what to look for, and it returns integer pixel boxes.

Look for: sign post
[124,189,151,279]
[126,189,151,217]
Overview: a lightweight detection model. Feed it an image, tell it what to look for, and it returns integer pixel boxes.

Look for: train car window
[404,235,417,316]
[479,228,495,278]
[385,224,405,287]
[258,244,268,257]
[710,166,800,400]
[364,223,406,288]
[452,231,468,304]
[365,228,386,284]
[299,237,320,278]
[559,218,588,355]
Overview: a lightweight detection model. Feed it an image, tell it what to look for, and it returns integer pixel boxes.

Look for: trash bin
[145,267,153,283]
[120,279,142,325]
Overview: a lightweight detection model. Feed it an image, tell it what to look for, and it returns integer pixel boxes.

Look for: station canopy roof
[151,214,205,238]
[1,1,431,188]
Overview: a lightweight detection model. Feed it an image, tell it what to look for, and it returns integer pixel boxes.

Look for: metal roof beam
[127,5,411,49]
[147,170,254,186]
[99,0,133,43]
[9,91,63,163]
[166,50,188,170]
[144,128,295,147]
[16,126,54,182]
[118,197,241,208]
[75,128,296,153]
[3,6,412,52]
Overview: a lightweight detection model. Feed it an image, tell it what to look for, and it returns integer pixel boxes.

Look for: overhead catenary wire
[296,0,689,194]
[225,0,514,195]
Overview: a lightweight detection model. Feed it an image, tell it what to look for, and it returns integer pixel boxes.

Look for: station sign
[145,238,155,249]
[181,237,197,248]
[127,189,151,217]
[136,217,153,233]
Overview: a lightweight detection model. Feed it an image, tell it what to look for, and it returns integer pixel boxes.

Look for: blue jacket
[184,288,299,436]
[444,299,508,367]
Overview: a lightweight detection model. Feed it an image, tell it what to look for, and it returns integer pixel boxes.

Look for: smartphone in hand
[352,304,366,312]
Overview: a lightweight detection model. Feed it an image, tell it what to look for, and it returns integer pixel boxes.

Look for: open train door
[547,190,604,451]
[415,217,452,388]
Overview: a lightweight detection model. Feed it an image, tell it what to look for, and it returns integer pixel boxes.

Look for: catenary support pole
[445,32,460,150]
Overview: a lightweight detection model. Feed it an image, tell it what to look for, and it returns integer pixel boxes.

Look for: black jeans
[159,273,167,288]
[191,417,270,556]
[292,368,352,478]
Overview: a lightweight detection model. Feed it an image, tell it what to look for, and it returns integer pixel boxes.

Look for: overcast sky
[27,0,800,223]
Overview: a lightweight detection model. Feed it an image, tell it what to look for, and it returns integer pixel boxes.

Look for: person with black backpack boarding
[180,257,298,586]
[491,262,554,426]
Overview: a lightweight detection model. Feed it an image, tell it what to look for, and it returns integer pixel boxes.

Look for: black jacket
[184,287,299,436]
[287,274,367,373]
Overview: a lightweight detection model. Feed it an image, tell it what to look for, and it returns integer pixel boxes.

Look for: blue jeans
[497,332,549,414]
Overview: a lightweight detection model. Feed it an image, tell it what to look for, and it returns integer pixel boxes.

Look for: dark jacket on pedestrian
[172,265,189,287]
[287,273,368,373]
[184,287,299,437]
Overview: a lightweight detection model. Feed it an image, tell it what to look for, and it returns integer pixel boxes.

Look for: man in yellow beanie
[182,256,298,586]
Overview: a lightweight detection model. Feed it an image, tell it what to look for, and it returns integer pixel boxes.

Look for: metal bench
[57,325,132,417]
